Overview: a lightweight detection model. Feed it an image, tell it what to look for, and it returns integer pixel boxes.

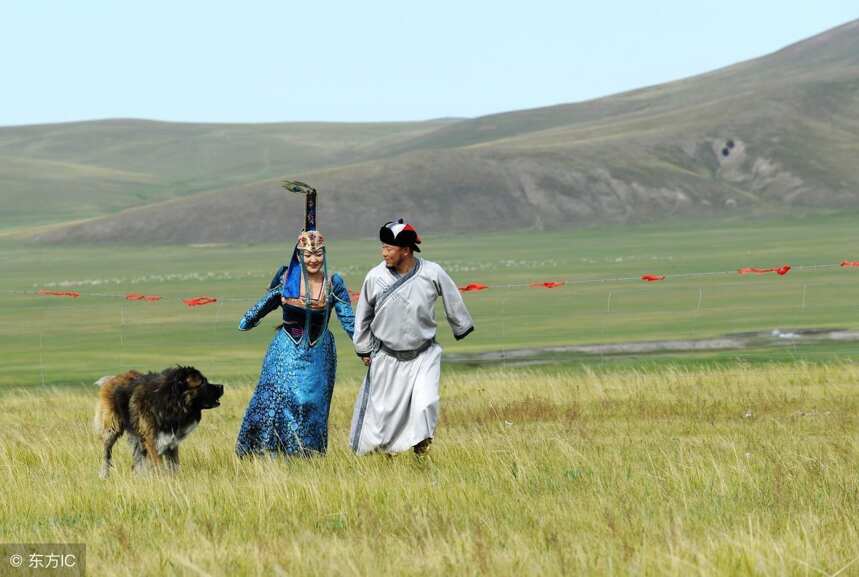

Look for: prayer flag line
[8,261,855,304]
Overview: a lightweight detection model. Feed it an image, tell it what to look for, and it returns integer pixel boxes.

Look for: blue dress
[236,267,355,457]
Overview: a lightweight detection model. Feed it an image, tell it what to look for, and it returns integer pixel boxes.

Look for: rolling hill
[0,119,455,230]
[4,18,858,243]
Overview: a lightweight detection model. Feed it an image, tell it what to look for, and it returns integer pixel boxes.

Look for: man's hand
[361,356,371,367]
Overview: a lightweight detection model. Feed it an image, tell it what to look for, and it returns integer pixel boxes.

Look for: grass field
[3,213,859,388]
[3,365,859,576]
[2,215,859,575]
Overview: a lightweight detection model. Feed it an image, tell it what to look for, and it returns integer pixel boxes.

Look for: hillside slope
[18,19,859,243]
[0,119,454,229]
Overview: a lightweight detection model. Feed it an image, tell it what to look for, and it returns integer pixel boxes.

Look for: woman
[235,185,354,457]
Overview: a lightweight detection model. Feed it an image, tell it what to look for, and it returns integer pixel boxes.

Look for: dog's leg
[138,419,163,472]
[100,430,122,480]
[142,435,163,470]
[128,434,147,474]
[164,447,179,473]
[96,388,124,479]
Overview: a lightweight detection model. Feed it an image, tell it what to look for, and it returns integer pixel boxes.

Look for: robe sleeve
[436,267,475,340]
[268,265,287,290]
[238,287,281,331]
[238,266,285,331]
[352,274,376,356]
[330,273,355,339]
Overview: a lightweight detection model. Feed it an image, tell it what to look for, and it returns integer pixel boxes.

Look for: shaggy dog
[94,366,223,479]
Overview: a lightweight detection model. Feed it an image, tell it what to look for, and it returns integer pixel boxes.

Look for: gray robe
[349,258,474,454]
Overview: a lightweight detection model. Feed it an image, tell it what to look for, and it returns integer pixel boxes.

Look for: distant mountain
[0,119,454,230]
[6,19,859,244]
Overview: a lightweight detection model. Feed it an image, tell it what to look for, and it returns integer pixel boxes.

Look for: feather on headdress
[280,180,326,299]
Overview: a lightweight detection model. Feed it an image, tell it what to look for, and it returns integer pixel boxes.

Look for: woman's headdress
[280,180,327,300]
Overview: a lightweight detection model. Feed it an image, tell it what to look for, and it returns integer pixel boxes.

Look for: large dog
[94,366,223,479]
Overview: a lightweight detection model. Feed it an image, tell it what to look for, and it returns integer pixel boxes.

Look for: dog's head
[168,366,224,410]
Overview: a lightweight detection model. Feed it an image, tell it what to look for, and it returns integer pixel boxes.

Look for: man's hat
[380,219,421,252]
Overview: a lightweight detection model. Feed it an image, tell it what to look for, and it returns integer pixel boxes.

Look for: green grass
[2,214,859,388]
[3,217,859,575]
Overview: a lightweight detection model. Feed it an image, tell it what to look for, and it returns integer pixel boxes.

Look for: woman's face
[303,249,324,274]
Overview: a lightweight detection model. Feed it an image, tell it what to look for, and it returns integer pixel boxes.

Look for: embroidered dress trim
[351,368,372,452]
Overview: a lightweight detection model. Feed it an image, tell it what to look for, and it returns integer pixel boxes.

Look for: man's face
[381,243,409,268]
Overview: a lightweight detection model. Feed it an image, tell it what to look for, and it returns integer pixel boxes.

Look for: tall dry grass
[2,363,859,576]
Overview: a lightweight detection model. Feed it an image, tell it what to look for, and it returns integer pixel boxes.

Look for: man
[349,219,474,456]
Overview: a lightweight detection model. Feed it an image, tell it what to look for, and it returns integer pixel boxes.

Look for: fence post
[696,287,704,312]
[119,302,126,371]
[213,299,224,333]
[39,332,46,387]
[501,293,507,368]
[607,291,613,314]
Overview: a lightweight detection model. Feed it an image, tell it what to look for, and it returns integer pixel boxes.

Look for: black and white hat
[380,219,422,252]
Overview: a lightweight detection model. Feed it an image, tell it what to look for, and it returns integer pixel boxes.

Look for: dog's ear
[174,367,207,397]
[184,367,204,389]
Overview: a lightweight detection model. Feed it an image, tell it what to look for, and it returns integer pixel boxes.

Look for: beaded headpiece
[297,230,325,252]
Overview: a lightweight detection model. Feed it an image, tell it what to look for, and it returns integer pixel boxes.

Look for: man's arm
[352,275,376,360]
[437,267,475,340]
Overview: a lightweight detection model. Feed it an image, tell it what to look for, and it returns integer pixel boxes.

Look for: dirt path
[447,328,859,364]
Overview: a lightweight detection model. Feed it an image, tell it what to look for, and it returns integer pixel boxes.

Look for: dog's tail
[93,375,113,434]
[93,401,103,434]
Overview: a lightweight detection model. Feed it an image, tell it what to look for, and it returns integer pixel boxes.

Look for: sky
[1,1,856,126]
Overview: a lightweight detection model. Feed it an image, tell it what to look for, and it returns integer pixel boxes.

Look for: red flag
[126,293,162,302]
[183,296,218,307]
[641,274,665,282]
[530,281,565,289]
[738,265,791,276]
[841,261,859,268]
[38,289,80,298]
[459,283,489,292]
